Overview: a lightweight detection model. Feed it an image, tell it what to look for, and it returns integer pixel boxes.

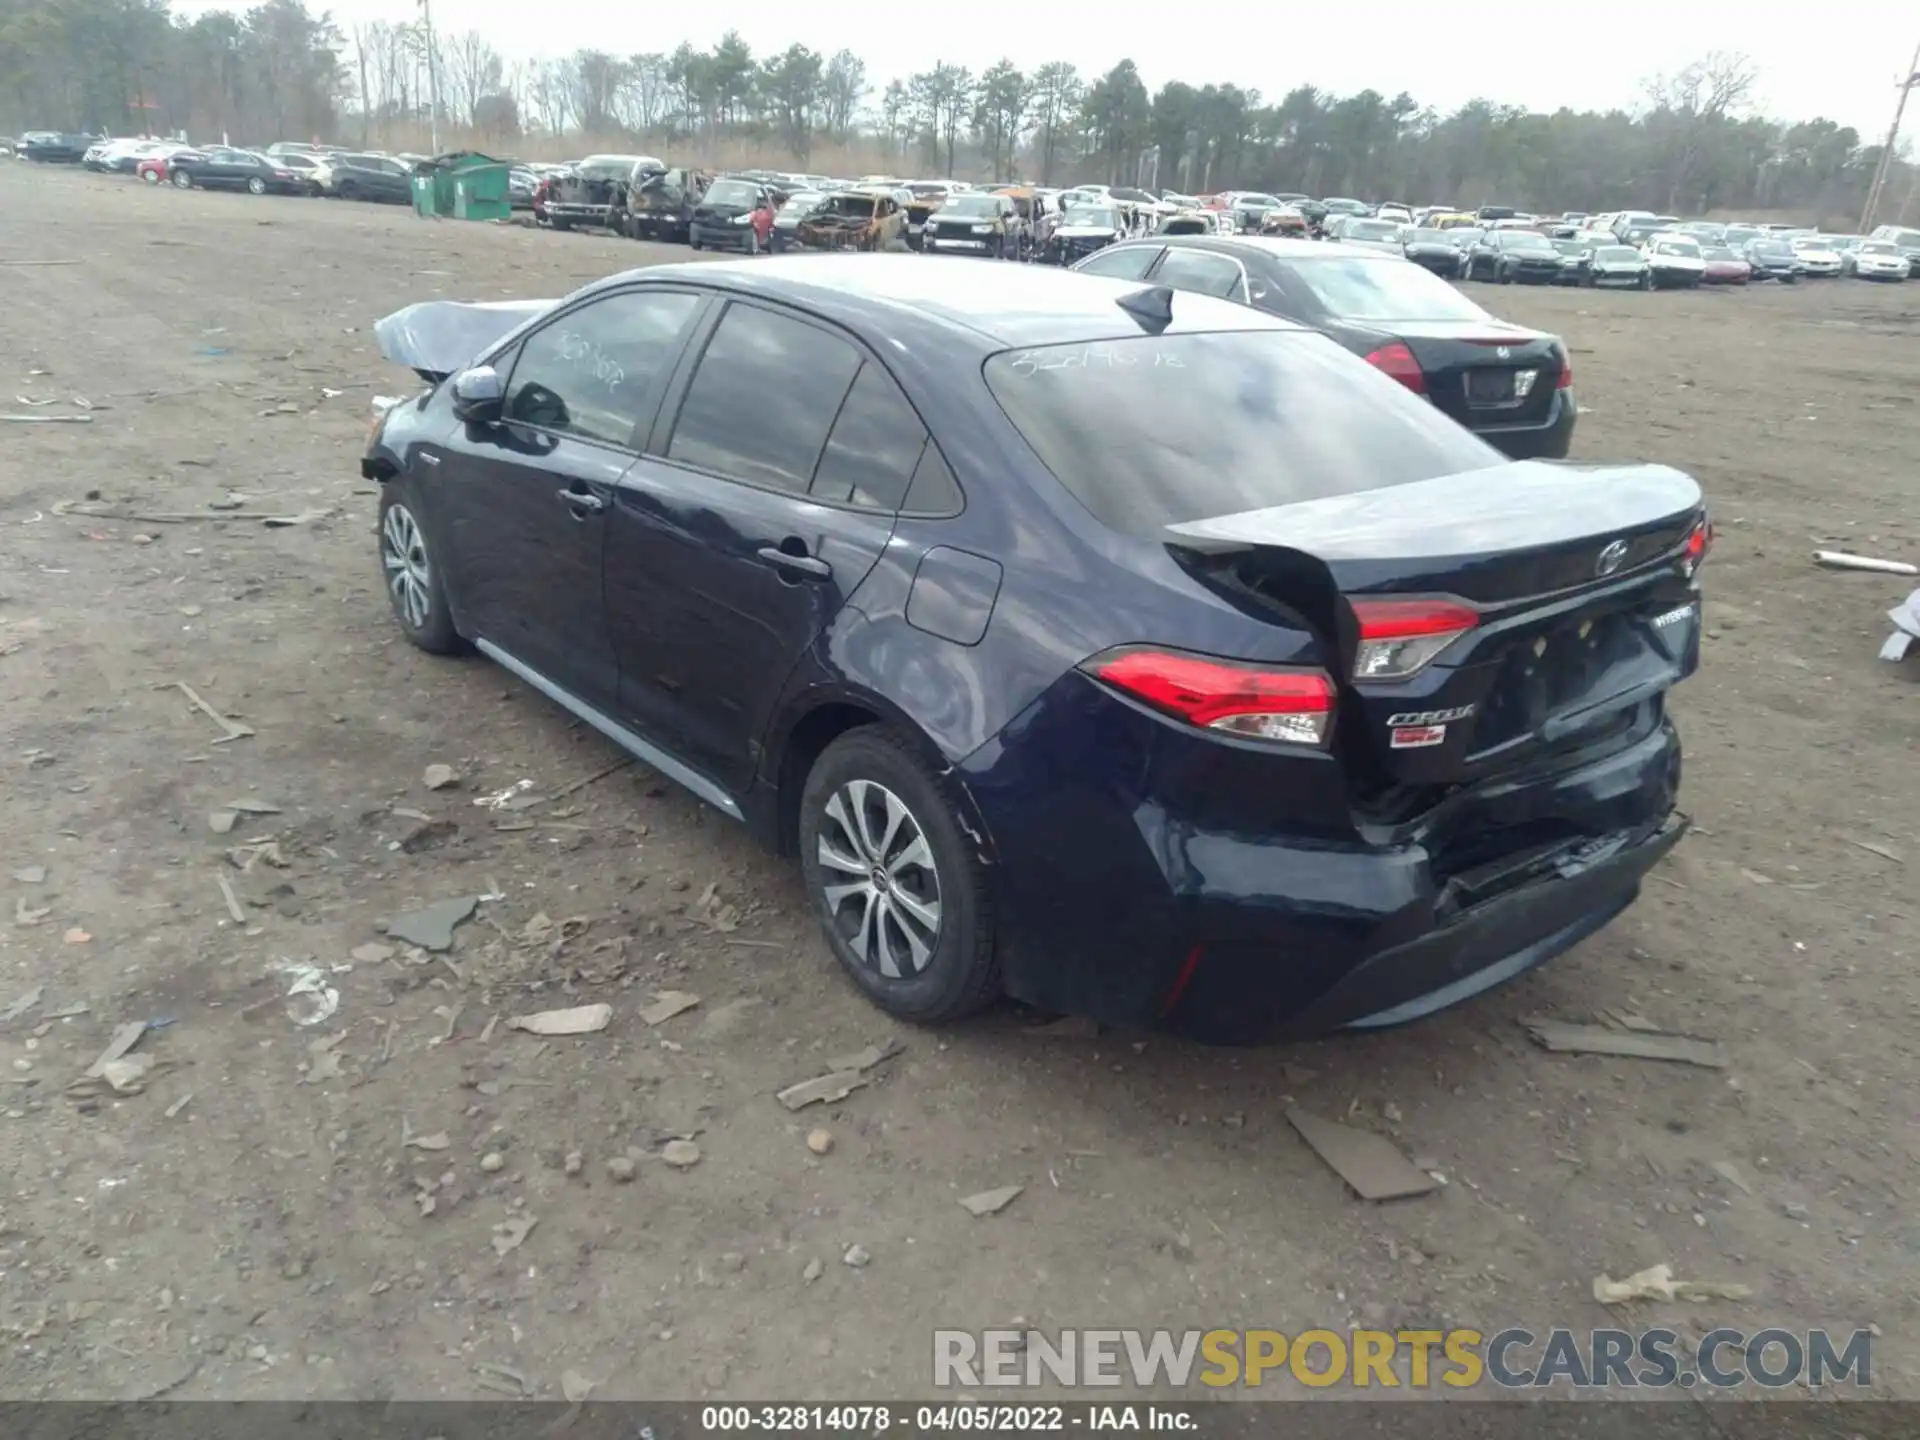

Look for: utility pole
[419,0,443,154]
[1860,35,1920,233]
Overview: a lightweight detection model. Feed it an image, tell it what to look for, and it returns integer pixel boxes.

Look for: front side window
[667,304,862,494]
[504,290,702,447]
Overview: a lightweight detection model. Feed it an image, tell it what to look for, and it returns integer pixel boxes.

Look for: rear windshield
[983,331,1501,537]
[705,180,758,205]
[1286,257,1488,322]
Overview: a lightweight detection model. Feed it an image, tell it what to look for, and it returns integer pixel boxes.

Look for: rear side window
[668,303,861,494]
[1153,249,1244,300]
[984,331,1501,537]
[810,363,926,510]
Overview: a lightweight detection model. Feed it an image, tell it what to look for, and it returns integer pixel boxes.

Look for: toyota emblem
[1595,539,1630,576]
[1495,345,1511,360]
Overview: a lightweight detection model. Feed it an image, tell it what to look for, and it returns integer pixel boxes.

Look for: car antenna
[1116,285,1175,334]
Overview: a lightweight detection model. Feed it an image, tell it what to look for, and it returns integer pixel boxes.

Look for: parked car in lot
[134,146,197,185]
[1330,216,1407,255]
[1844,240,1913,281]
[1584,244,1653,288]
[1643,234,1708,289]
[18,131,94,163]
[364,257,1703,1043]
[688,177,777,253]
[1700,245,1751,285]
[1401,227,1464,275]
[1042,203,1125,265]
[1789,235,1843,277]
[321,153,415,203]
[1743,237,1801,283]
[167,147,307,195]
[1867,224,1920,274]
[1071,236,1576,460]
[1550,237,1591,285]
[771,191,828,250]
[1462,228,1562,284]
[924,192,1025,258]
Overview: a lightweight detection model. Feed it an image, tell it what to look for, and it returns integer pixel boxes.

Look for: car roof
[593,254,1305,349]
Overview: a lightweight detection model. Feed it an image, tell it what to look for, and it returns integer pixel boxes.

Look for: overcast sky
[195,0,1917,139]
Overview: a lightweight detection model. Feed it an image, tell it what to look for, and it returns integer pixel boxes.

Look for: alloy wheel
[816,779,943,979]
[381,502,432,631]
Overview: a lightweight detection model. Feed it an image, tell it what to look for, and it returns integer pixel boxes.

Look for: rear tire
[141,168,160,185]
[799,728,999,1025]
[172,170,192,190]
[246,176,266,195]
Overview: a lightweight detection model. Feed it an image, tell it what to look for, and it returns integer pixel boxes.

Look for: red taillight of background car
[1681,515,1713,578]
[1557,346,1573,389]
[1364,341,1425,394]
[1349,597,1480,682]
[1085,647,1335,747]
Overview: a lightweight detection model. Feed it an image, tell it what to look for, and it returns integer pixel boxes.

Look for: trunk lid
[1164,460,1705,799]
[1386,321,1565,430]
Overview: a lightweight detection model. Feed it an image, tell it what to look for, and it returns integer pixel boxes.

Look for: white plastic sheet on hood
[374,299,557,382]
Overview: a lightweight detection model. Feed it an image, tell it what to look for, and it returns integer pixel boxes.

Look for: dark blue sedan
[364,257,1707,1044]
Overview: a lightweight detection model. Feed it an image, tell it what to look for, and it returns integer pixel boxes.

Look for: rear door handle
[557,487,605,514]
[757,545,831,580]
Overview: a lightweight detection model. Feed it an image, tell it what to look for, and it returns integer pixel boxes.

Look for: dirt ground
[2,161,1918,1406]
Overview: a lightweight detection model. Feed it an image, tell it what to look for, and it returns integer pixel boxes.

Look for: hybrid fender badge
[1596,539,1630,577]
[1386,705,1476,727]
[1391,725,1448,749]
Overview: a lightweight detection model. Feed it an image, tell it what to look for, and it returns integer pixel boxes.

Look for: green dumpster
[413,151,512,222]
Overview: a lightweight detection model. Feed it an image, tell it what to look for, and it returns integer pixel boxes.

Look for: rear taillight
[1350,597,1480,682]
[1680,515,1713,578]
[1556,347,1573,388]
[1364,341,1425,394]
[1085,647,1335,747]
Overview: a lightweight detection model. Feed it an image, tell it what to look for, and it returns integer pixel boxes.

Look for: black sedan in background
[1586,243,1654,288]
[1743,237,1801,283]
[18,131,94,163]
[168,147,307,194]
[1072,235,1576,459]
[1550,237,1592,285]
[1462,229,1564,284]
[365,256,1701,1044]
[1403,227,1469,275]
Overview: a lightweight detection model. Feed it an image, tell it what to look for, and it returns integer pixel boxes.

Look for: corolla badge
[1595,539,1630,576]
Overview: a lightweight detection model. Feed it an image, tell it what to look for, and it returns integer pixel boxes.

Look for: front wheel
[171,169,192,190]
[377,482,462,655]
[799,728,998,1024]
[246,176,266,195]
[141,168,160,185]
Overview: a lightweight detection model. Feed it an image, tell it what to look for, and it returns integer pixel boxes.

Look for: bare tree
[440,30,503,129]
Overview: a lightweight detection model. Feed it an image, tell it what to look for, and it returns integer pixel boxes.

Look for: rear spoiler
[374,299,557,383]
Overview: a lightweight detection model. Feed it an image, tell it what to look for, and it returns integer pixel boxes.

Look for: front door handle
[557,487,605,515]
[757,545,831,580]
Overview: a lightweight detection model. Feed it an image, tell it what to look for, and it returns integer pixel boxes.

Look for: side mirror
[450,365,504,425]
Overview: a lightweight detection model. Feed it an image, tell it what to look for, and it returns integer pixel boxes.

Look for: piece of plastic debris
[473,779,535,810]
[99,1054,154,1095]
[777,1070,868,1111]
[1286,1107,1439,1201]
[273,961,340,1027]
[490,1214,537,1256]
[1593,1262,1753,1304]
[405,1130,451,1151]
[422,763,460,791]
[384,895,478,952]
[84,1022,148,1079]
[63,927,91,945]
[14,897,50,926]
[0,986,42,1024]
[959,1185,1024,1217]
[638,990,700,1026]
[13,865,47,884]
[843,1244,871,1268]
[1522,1017,1726,1068]
[826,1038,902,1073]
[1815,550,1916,575]
[1882,586,1920,661]
[561,1370,595,1403]
[506,1003,611,1036]
[208,810,239,835]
